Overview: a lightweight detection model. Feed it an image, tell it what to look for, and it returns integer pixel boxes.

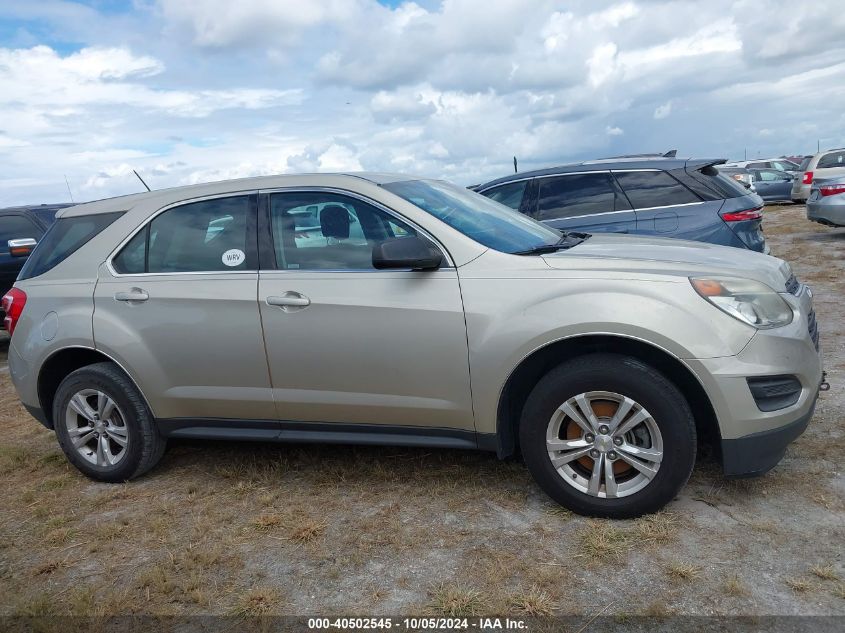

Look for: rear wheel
[520,354,696,518]
[53,362,166,482]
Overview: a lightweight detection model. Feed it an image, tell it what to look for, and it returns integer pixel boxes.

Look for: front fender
[458,274,753,434]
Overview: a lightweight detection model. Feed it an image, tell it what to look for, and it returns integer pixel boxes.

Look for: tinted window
[614,171,700,208]
[747,162,768,169]
[482,180,527,210]
[688,166,750,199]
[0,214,43,249]
[771,160,798,172]
[111,228,146,274]
[817,151,845,169]
[799,156,812,171]
[383,179,561,254]
[269,192,422,270]
[19,212,123,280]
[112,196,253,274]
[536,173,629,221]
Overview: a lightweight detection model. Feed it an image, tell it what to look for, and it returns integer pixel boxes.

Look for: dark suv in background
[475,156,767,252]
[1,204,66,324]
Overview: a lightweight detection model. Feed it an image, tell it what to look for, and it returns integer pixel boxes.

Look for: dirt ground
[0,204,843,620]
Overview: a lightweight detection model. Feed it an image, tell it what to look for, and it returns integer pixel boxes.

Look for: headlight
[690,277,793,329]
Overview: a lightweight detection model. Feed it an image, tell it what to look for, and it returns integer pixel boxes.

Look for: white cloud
[2,0,845,205]
[654,101,672,119]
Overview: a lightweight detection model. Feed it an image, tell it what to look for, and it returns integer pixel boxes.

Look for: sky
[1,0,844,206]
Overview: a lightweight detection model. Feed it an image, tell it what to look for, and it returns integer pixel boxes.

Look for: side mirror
[8,238,37,257]
[372,236,443,271]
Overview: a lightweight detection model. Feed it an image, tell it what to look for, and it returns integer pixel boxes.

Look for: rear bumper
[807,200,845,227]
[721,396,815,477]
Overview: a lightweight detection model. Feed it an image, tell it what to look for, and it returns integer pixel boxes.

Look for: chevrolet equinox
[3,174,824,518]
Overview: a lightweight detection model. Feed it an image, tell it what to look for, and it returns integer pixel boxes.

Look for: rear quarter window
[18,212,124,280]
[816,151,845,169]
[612,171,700,208]
[686,165,750,199]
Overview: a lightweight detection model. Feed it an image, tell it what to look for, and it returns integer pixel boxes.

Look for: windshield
[381,179,561,254]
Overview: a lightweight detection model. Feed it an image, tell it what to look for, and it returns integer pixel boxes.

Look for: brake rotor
[564,399,633,475]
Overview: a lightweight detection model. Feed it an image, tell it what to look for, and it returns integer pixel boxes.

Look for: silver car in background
[807,179,845,227]
[3,173,824,518]
[792,148,845,202]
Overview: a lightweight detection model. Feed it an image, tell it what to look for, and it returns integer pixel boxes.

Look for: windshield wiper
[514,231,591,255]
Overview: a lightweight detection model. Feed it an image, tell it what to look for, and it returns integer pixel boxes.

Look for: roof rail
[601,149,677,159]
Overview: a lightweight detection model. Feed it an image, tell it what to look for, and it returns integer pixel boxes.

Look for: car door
[258,189,474,431]
[530,172,636,234]
[753,169,793,201]
[0,213,45,296]
[94,193,278,424]
[614,170,708,239]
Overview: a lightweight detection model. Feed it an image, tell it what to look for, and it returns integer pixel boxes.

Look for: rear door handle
[266,293,310,309]
[114,289,149,302]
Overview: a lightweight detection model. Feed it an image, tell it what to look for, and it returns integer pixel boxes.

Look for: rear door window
[481,180,528,210]
[111,195,256,274]
[536,173,629,221]
[613,171,701,209]
[817,151,845,169]
[18,212,123,280]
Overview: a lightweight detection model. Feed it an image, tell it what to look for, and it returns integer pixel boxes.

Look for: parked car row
[3,171,824,518]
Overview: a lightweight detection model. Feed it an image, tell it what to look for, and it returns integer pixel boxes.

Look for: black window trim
[257,186,455,272]
[106,191,259,277]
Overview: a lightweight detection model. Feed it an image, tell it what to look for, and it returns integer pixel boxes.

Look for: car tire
[53,362,166,482]
[519,353,696,518]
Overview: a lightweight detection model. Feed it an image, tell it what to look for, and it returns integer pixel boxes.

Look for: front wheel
[519,354,696,518]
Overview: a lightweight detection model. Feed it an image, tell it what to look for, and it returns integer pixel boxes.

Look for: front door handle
[266,292,310,310]
[114,288,149,302]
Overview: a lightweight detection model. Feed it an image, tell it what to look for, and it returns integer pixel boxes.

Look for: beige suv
[4,174,824,517]
[792,148,845,202]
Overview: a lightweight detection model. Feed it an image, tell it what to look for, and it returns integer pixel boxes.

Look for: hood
[542,233,790,291]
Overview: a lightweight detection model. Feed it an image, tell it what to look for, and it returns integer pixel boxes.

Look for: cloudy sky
[1,0,844,206]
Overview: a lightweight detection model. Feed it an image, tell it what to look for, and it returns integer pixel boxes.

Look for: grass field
[0,204,842,618]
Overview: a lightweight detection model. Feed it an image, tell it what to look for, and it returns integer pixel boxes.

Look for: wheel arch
[495,334,720,459]
[37,346,153,429]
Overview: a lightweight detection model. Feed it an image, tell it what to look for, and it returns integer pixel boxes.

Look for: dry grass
[785,578,814,593]
[633,512,680,544]
[665,562,702,581]
[0,206,842,618]
[810,565,840,581]
[231,587,281,617]
[289,517,327,543]
[723,575,750,597]
[427,584,485,617]
[509,586,556,616]
[577,520,629,564]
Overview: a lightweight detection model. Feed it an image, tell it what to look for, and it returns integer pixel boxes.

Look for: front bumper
[685,284,823,476]
[721,395,816,477]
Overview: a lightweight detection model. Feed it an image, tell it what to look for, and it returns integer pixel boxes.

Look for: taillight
[802,171,814,185]
[820,183,845,197]
[721,207,763,222]
[1,287,27,335]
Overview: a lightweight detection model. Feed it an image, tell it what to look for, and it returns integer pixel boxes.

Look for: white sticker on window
[222,249,245,267]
